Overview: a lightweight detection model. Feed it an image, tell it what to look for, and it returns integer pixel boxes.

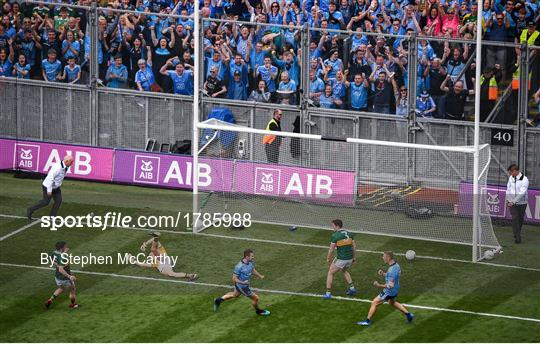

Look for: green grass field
[0,172,539,342]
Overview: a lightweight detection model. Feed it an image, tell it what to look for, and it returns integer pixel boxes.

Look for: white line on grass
[0,261,539,324]
[0,219,41,241]
[1,214,539,272]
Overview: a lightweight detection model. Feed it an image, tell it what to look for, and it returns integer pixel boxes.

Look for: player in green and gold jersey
[323,219,357,299]
[45,241,79,309]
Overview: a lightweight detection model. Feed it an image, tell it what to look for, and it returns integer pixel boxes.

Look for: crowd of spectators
[1,0,540,122]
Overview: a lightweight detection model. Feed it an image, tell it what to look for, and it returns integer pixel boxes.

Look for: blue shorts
[235,284,254,297]
[377,291,397,301]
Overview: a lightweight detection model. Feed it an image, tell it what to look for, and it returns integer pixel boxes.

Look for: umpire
[262,109,283,163]
[505,164,529,243]
[27,155,73,219]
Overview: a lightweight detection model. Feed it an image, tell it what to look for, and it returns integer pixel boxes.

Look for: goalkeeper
[129,231,198,281]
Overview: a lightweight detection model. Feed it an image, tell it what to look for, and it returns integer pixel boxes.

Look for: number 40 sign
[490,128,514,147]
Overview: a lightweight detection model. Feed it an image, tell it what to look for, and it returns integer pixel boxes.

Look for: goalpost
[192,119,501,262]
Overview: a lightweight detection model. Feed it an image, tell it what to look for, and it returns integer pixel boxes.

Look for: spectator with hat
[415,90,437,117]
[228,69,248,100]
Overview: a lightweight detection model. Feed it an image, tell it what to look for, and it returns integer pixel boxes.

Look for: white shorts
[157,263,172,273]
[55,277,73,288]
[157,255,176,273]
[333,258,353,269]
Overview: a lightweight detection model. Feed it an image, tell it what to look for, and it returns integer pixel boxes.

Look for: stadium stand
[0,0,539,124]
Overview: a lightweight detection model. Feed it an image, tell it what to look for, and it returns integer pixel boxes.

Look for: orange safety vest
[480,75,498,101]
[512,65,531,90]
[262,118,279,145]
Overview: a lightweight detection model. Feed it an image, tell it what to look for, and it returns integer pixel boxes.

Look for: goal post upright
[472,5,483,262]
[192,0,200,232]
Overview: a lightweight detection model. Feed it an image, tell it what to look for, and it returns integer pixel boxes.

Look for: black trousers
[28,186,62,217]
[265,143,280,164]
[509,204,527,241]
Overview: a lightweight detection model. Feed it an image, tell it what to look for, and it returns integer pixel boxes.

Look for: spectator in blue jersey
[205,49,228,81]
[17,29,39,71]
[277,70,297,104]
[227,52,249,90]
[282,21,300,51]
[12,53,30,79]
[326,1,345,31]
[324,69,347,108]
[319,83,343,108]
[309,69,325,104]
[247,41,266,76]
[228,70,248,100]
[160,59,194,95]
[255,56,278,93]
[345,73,370,111]
[271,50,300,86]
[266,1,285,32]
[415,90,437,117]
[0,45,14,77]
[234,25,251,61]
[323,49,343,79]
[106,55,128,88]
[135,60,157,92]
[58,56,81,84]
[61,31,80,62]
[0,23,10,49]
[308,39,323,63]
[347,26,369,52]
[41,49,62,82]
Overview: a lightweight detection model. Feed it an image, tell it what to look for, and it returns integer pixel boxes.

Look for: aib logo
[133,155,160,184]
[254,168,280,195]
[481,188,505,217]
[14,144,40,172]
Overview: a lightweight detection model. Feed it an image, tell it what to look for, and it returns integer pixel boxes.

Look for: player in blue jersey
[213,249,270,316]
[357,251,414,326]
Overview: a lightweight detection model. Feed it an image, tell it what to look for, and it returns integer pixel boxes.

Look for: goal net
[193,118,501,262]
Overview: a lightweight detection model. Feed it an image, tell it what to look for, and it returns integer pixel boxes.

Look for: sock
[255,308,265,314]
[405,312,410,316]
[49,294,57,301]
[70,297,76,304]
[325,290,331,295]
[349,284,356,290]
[215,297,223,305]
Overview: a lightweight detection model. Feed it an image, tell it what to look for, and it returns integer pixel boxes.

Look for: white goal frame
[192,119,500,262]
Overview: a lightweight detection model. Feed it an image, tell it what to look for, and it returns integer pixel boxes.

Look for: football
[405,250,416,261]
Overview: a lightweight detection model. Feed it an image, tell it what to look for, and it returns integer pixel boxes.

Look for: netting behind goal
[194,119,501,262]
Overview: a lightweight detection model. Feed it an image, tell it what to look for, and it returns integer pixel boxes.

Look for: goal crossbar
[197,119,484,153]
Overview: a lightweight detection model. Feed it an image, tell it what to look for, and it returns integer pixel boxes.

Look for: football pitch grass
[0,172,539,342]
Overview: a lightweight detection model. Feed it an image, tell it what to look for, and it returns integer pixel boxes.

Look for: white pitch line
[0,261,539,324]
[1,214,539,272]
[0,219,41,241]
